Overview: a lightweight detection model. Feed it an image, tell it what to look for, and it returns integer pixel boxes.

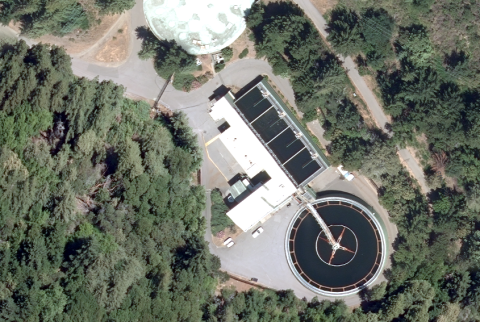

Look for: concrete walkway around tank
[0,0,398,305]
[202,163,396,305]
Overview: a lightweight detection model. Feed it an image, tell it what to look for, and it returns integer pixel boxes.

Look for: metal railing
[284,196,388,297]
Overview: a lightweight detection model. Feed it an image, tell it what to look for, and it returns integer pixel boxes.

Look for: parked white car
[252,227,264,238]
[224,237,235,247]
[337,165,355,181]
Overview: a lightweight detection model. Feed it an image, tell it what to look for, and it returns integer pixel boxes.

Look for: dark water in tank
[268,129,304,163]
[251,108,288,141]
[283,149,321,184]
[291,205,380,288]
[235,88,272,122]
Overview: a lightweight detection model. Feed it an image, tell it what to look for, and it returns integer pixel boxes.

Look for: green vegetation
[310,0,480,319]
[5,0,480,319]
[0,38,422,322]
[0,40,220,321]
[247,1,365,170]
[244,1,480,320]
[210,189,235,235]
[324,1,480,187]
[0,0,135,37]
[214,63,225,72]
[239,48,249,59]
[137,27,201,91]
[221,47,233,62]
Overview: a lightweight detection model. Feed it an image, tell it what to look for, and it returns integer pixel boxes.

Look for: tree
[360,141,402,180]
[210,189,234,235]
[137,31,197,90]
[95,0,135,14]
[117,138,144,179]
[327,7,362,55]
[221,47,233,62]
[397,25,434,67]
[0,0,89,37]
[466,231,480,264]
[360,8,395,69]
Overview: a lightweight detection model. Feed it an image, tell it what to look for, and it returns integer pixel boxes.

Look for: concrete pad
[209,168,397,305]
[306,119,331,148]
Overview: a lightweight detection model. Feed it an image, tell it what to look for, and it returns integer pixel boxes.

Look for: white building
[209,93,297,231]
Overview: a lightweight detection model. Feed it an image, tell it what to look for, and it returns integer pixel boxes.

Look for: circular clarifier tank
[143,0,255,55]
[285,196,387,296]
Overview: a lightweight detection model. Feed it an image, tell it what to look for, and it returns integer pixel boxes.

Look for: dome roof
[144,0,254,55]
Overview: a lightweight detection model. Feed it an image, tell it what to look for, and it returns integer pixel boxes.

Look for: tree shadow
[444,50,468,70]
[135,25,154,40]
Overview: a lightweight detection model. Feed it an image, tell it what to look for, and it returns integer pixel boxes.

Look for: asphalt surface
[202,164,396,305]
[293,0,428,192]
[398,148,429,194]
[0,0,403,305]
[0,0,426,192]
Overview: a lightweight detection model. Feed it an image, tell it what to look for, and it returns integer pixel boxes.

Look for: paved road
[398,148,429,194]
[0,0,400,304]
[293,0,428,192]
[293,0,390,130]
[204,166,396,305]
[69,0,298,113]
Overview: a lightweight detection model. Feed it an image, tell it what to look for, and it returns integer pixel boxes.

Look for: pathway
[0,0,402,304]
[293,0,428,193]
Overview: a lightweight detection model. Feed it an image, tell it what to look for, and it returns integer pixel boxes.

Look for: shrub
[221,47,233,62]
[239,48,249,59]
[215,63,225,72]
[210,189,235,235]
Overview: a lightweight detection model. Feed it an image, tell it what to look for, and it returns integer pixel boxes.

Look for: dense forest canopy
[0,37,459,322]
[0,0,135,37]
[0,40,219,321]
[324,1,480,188]
[245,2,480,321]
[3,0,480,320]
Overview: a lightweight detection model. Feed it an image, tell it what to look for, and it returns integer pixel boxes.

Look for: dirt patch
[226,29,257,63]
[310,0,339,15]
[94,22,129,63]
[215,276,261,295]
[416,133,428,146]
[212,225,243,247]
[193,54,214,77]
[10,14,123,55]
[396,150,423,191]
[227,85,242,95]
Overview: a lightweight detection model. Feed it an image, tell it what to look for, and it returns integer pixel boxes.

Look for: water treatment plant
[205,77,389,298]
[208,77,329,232]
[286,196,386,296]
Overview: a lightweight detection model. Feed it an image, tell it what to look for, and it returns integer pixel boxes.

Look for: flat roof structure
[234,79,329,186]
[208,77,329,231]
[210,93,297,231]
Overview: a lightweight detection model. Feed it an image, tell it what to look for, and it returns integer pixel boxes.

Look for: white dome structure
[144,0,255,55]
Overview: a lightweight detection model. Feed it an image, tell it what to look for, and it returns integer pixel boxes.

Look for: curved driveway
[70,0,297,113]
[0,0,400,305]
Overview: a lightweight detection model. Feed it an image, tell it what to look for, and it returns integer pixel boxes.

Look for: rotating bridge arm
[304,203,336,245]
